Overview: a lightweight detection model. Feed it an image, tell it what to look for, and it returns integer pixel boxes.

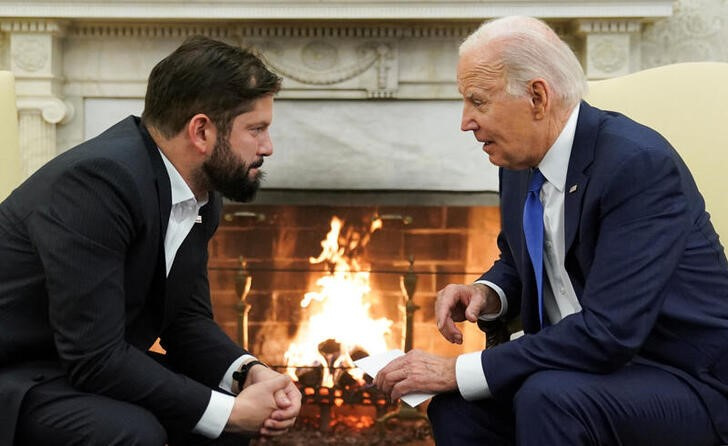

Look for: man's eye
[469,97,485,107]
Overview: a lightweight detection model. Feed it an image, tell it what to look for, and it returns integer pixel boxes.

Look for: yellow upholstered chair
[584,62,728,244]
[0,71,22,201]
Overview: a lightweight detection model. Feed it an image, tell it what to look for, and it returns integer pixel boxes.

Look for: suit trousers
[427,363,719,445]
[14,375,250,446]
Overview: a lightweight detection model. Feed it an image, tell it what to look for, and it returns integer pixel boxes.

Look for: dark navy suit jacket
[479,102,728,440]
[0,117,246,444]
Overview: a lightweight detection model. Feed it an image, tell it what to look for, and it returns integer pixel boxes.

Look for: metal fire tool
[378,255,428,425]
[235,256,253,349]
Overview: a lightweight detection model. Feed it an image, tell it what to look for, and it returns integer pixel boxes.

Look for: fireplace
[205,192,500,443]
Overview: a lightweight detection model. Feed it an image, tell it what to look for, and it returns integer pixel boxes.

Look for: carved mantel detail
[576,19,645,79]
[16,95,74,125]
[254,39,398,98]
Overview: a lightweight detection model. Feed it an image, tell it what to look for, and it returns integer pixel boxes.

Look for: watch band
[232,359,267,389]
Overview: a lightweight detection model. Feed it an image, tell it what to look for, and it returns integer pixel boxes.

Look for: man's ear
[186,113,215,155]
[529,79,549,120]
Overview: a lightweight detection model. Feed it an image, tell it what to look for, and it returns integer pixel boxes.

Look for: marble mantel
[0,1,674,192]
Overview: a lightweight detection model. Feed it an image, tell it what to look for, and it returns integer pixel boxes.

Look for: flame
[284,216,394,387]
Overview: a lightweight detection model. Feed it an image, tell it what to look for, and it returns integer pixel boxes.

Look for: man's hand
[435,283,499,344]
[224,374,292,436]
[245,365,302,437]
[373,349,457,399]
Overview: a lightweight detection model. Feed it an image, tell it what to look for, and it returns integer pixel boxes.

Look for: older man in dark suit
[375,16,728,445]
[0,36,300,445]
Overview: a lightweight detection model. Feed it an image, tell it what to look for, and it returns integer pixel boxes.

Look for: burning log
[318,338,341,358]
[335,368,359,389]
[296,364,324,388]
[350,347,369,362]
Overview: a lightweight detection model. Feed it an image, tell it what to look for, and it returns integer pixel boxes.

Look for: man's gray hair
[460,16,588,109]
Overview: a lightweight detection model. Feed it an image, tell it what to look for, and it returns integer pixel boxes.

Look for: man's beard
[200,137,263,203]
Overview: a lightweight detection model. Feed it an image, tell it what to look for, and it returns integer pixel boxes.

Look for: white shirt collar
[538,103,580,193]
[158,149,207,207]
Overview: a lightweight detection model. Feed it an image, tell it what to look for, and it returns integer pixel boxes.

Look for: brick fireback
[207,203,501,366]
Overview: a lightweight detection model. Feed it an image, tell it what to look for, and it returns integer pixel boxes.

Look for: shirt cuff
[456,351,492,401]
[474,280,507,321]
[220,354,255,394]
[192,390,235,439]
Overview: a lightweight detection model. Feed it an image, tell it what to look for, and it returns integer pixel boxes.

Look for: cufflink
[195,215,202,224]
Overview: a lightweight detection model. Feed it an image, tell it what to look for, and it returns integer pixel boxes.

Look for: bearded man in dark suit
[0,36,301,445]
[375,16,728,445]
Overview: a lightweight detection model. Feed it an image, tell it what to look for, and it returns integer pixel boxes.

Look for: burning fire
[284,216,394,387]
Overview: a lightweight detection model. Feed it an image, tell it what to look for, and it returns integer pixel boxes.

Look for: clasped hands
[374,283,497,400]
[225,363,302,438]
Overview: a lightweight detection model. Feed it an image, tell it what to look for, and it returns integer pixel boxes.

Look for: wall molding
[65,22,479,40]
[0,1,674,21]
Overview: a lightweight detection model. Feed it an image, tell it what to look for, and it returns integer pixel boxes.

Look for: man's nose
[461,111,478,132]
[259,131,273,156]
[460,102,479,132]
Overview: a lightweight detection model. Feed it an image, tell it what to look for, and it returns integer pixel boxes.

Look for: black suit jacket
[0,116,246,444]
[479,102,728,441]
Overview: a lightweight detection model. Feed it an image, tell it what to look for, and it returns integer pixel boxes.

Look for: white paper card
[353,349,435,407]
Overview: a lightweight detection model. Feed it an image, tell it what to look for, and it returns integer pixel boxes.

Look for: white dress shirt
[158,151,255,438]
[457,104,583,400]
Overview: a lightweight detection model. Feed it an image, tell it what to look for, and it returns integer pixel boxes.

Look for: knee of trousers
[513,370,589,421]
[92,409,167,446]
[129,420,167,446]
[427,392,470,446]
[427,393,462,421]
[427,392,464,431]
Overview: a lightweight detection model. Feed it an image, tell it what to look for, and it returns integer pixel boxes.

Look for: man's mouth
[250,159,264,169]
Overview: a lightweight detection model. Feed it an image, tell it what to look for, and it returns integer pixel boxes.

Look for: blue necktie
[523,169,546,327]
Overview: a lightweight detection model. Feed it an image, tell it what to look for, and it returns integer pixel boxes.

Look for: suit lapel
[139,121,171,297]
[564,101,598,253]
[161,195,219,330]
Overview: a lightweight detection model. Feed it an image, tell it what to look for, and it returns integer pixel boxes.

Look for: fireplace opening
[207,193,500,444]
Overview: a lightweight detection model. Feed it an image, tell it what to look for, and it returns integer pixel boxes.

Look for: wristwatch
[232,359,267,389]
